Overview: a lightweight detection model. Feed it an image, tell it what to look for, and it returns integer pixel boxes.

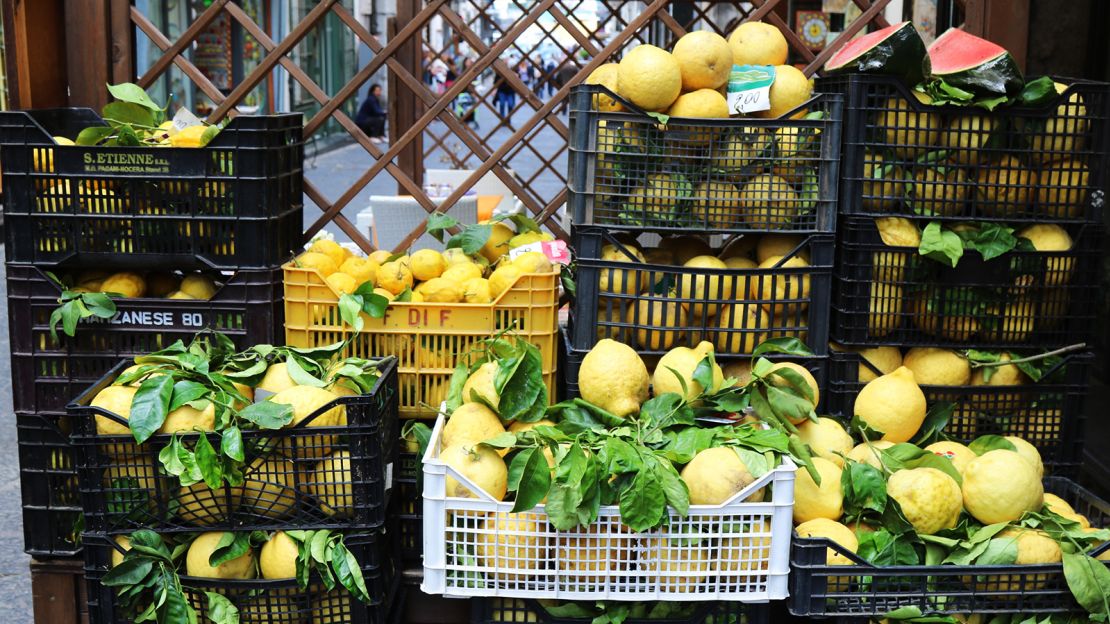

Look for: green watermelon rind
[926,51,1024,96]
[826,21,927,85]
[924,30,1024,96]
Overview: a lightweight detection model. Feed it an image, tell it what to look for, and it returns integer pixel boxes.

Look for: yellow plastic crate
[284,263,560,418]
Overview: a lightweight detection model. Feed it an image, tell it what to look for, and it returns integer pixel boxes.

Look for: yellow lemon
[488,264,523,298]
[728,22,788,66]
[854,367,926,443]
[186,532,255,579]
[376,260,414,295]
[410,249,448,281]
[757,65,812,119]
[339,257,379,286]
[462,277,493,303]
[100,272,147,298]
[308,239,351,267]
[443,262,484,283]
[479,221,515,263]
[296,251,338,277]
[513,251,553,274]
[325,272,358,295]
[180,274,218,300]
[672,31,734,90]
[617,44,682,112]
[585,63,623,112]
[794,457,844,524]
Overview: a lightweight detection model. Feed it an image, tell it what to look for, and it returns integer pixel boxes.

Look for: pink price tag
[541,240,571,265]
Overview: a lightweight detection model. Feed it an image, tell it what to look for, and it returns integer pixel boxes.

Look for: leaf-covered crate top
[67,359,399,533]
[816,74,1110,224]
[82,531,397,624]
[566,85,842,235]
[831,217,1102,350]
[569,227,834,358]
[787,477,1110,617]
[826,350,1093,477]
[420,413,797,601]
[283,262,560,419]
[0,108,304,269]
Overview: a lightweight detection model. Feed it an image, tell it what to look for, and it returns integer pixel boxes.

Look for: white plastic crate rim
[420,413,796,601]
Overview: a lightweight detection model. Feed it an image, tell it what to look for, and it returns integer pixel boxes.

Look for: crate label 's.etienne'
[69,151,174,175]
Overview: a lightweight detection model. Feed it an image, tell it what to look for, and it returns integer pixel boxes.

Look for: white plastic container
[420,413,796,601]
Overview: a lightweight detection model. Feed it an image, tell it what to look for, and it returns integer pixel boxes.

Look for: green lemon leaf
[919,221,964,267]
[968,434,1016,456]
[752,337,814,358]
[618,471,666,532]
[195,433,223,490]
[841,461,888,517]
[426,212,460,243]
[220,426,244,462]
[101,557,154,586]
[239,401,295,429]
[129,375,174,443]
[75,125,116,146]
[338,293,365,332]
[447,223,493,255]
[205,592,239,624]
[107,82,163,111]
[1062,551,1110,619]
[509,447,552,512]
[103,101,156,128]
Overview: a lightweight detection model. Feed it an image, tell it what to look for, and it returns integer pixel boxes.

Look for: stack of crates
[785,73,1110,618]
[0,108,303,557]
[562,83,845,405]
[67,358,401,623]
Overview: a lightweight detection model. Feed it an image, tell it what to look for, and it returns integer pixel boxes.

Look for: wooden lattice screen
[116,0,894,252]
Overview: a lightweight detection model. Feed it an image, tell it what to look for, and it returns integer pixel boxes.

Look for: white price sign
[727,65,776,115]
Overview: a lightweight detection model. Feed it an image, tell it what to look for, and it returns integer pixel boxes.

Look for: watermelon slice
[924,28,1023,96]
[826,21,926,85]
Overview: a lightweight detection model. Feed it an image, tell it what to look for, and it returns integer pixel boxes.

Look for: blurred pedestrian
[495,78,517,121]
[356,84,387,143]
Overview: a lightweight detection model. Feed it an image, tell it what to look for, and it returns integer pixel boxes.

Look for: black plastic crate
[569,226,834,357]
[788,477,1110,617]
[0,108,303,269]
[17,410,83,557]
[817,74,1109,223]
[472,598,769,624]
[83,529,398,624]
[826,349,1093,476]
[831,217,1101,349]
[561,324,829,412]
[68,358,399,533]
[9,263,285,416]
[395,449,422,569]
[567,85,842,234]
[8,263,286,556]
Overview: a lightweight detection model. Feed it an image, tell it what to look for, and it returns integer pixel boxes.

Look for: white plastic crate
[420,414,796,601]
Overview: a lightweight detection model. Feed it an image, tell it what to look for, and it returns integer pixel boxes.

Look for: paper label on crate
[727,65,776,115]
[172,107,205,132]
[508,240,570,265]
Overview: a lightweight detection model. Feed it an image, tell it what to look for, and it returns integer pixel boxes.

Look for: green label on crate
[727,64,775,115]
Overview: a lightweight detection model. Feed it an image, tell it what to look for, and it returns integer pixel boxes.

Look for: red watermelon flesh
[924,28,1023,96]
[826,21,926,85]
